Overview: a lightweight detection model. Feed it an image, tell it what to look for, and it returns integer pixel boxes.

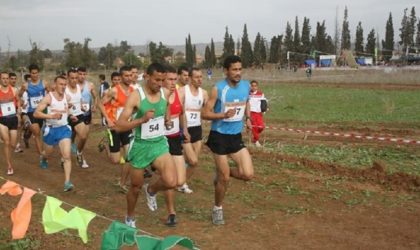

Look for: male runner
[202,55,254,225]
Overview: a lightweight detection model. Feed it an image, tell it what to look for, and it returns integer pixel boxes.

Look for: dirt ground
[0,120,419,250]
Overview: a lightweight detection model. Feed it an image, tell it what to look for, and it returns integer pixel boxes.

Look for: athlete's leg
[58,138,72,183]
[126,167,144,218]
[229,148,254,181]
[0,124,12,169]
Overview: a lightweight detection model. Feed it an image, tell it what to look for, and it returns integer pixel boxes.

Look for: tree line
[1,5,419,72]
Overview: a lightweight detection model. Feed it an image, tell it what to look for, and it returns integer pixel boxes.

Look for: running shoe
[177,183,193,194]
[14,144,23,153]
[212,208,225,225]
[143,184,157,211]
[81,159,89,169]
[125,216,136,228]
[165,214,177,227]
[64,181,74,192]
[7,168,14,176]
[40,157,48,169]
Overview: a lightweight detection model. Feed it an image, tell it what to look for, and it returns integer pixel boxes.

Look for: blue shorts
[43,125,72,146]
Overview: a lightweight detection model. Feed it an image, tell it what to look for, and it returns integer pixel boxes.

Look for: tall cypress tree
[260,36,267,64]
[382,13,394,61]
[268,36,279,63]
[355,22,364,55]
[301,17,311,55]
[366,29,376,61]
[210,38,216,67]
[341,6,351,50]
[253,33,262,67]
[240,24,253,67]
[222,27,233,63]
[293,16,301,52]
[284,21,294,64]
[416,20,420,49]
[399,7,416,53]
[185,34,194,67]
[204,45,211,68]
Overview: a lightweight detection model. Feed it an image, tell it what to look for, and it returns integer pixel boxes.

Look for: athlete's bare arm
[202,86,235,120]
[34,95,59,120]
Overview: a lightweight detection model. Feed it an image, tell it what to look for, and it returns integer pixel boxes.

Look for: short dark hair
[99,74,105,81]
[9,72,17,77]
[250,80,258,85]
[177,65,189,75]
[77,66,87,72]
[28,64,39,72]
[129,65,138,70]
[165,65,177,74]
[119,65,131,74]
[24,74,30,81]
[111,72,121,79]
[54,75,67,82]
[223,55,241,69]
[146,63,166,75]
[188,67,201,77]
[67,68,77,76]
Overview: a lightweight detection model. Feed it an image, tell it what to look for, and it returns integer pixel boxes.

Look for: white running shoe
[143,184,157,211]
[255,141,262,147]
[177,183,193,194]
[81,159,89,169]
[125,216,136,228]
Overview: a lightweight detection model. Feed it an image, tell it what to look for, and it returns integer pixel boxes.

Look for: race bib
[70,102,82,115]
[30,95,43,108]
[141,116,165,139]
[165,116,180,135]
[185,110,201,127]
[81,102,90,112]
[1,102,16,116]
[223,102,246,122]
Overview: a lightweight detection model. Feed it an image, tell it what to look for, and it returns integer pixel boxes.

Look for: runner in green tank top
[115,63,178,228]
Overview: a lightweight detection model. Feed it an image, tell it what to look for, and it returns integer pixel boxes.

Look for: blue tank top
[27,80,45,112]
[81,81,92,114]
[211,79,250,134]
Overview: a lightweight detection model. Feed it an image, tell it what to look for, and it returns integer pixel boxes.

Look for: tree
[118,41,131,57]
[150,41,173,64]
[355,22,364,55]
[221,27,235,63]
[293,16,301,53]
[313,21,331,53]
[185,34,194,67]
[97,43,117,69]
[240,24,253,67]
[29,41,44,69]
[6,56,19,71]
[341,6,351,50]
[382,13,394,61]
[253,33,262,67]
[283,21,294,65]
[122,51,142,68]
[399,7,417,53]
[204,45,212,68]
[366,29,376,61]
[416,19,420,49]
[301,17,312,55]
[268,35,283,64]
[81,38,97,69]
[210,38,216,67]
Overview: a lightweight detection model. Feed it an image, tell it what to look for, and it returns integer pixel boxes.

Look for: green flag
[42,196,96,243]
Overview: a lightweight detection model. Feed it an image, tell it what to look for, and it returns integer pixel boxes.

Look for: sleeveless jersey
[27,80,45,112]
[184,84,203,127]
[65,84,83,116]
[211,79,250,135]
[80,81,92,114]
[132,87,166,142]
[249,90,265,113]
[46,93,68,127]
[165,89,182,137]
[105,84,135,123]
[0,85,17,117]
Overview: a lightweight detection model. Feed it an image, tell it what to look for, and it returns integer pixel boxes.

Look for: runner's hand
[183,131,191,143]
[224,108,236,119]
[142,109,155,123]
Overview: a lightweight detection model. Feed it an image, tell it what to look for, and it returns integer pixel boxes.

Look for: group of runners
[0,55,269,227]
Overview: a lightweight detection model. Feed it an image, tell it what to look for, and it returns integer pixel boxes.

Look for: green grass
[262,84,420,126]
[272,144,420,176]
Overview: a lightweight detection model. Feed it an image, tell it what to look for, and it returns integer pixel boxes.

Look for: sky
[0,0,419,52]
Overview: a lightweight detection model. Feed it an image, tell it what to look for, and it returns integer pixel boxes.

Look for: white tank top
[46,93,68,127]
[65,84,83,116]
[184,84,203,127]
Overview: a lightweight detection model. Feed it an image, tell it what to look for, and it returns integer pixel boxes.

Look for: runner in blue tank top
[18,64,49,168]
[203,55,254,225]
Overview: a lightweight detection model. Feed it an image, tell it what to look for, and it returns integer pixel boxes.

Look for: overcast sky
[0,0,419,52]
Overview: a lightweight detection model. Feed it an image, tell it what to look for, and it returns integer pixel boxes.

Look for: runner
[178,67,208,193]
[98,74,109,126]
[0,72,20,175]
[202,55,254,225]
[21,74,31,148]
[34,75,74,192]
[162,65,187,226]
[8,72,23,153]
[98,68,134,193]
[65,68,89,169]
[176,65,189,88]
[73,66,98,168]
[18,64,48,168]
[115,62,177,228]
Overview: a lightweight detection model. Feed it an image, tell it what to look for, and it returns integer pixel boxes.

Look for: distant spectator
[305,66,312,79]
[249,80,267,147]
[98,74,109,126]
[207,68,213,80]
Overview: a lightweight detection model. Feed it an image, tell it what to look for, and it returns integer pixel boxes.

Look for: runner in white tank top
[178,68,209,194]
